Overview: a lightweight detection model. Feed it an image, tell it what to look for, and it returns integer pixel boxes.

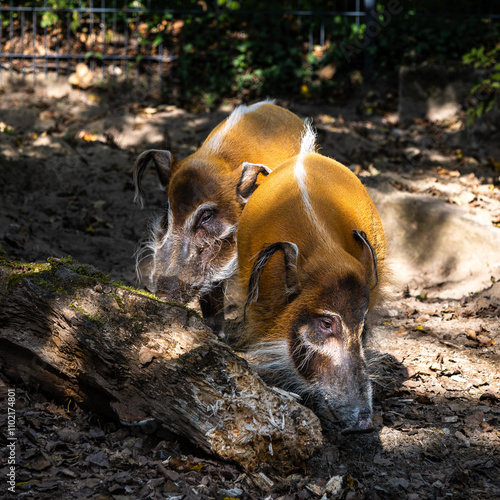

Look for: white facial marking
[298,322,343,362]
[184,201,218,232]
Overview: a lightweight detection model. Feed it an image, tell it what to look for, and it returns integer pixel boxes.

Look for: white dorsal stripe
[299,118,317,156]
[293,122,330,242]
[293,120,316,212]
[206,99,276,154]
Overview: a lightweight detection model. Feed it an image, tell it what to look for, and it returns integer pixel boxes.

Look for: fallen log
[0,254,324,470]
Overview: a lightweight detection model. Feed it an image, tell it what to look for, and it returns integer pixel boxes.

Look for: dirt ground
[0,75,499,499]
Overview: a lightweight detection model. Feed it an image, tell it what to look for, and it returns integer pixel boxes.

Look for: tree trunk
[0,256,324,470]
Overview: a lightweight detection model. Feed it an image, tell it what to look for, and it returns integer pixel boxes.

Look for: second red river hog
[133,100,316,333]
[236,126,386,434]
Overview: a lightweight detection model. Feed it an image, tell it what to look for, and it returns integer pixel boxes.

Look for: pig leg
[199,283,225,336]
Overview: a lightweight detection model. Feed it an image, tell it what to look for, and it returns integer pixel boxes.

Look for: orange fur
[238,152,386,344]
[171,102,309,183]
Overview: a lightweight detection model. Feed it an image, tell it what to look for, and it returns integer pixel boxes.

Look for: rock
[465,410,484,427]
[220,488,243,497]
[455,431,471,447]
[89,427,106,440]
[324,475,343,495]
[371,190,500,298]
[164,469,180,481]
[88,450,110,467]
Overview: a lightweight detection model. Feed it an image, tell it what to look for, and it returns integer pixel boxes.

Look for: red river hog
[134,100,315,333]
[236,126,386,433]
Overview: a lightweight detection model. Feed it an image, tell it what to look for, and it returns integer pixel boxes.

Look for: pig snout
[320,396,375,435]
[155,276,198,303]
[315,353,375,434]
[341,408,375,435]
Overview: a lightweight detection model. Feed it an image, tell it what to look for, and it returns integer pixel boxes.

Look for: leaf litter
[0,80,499,498]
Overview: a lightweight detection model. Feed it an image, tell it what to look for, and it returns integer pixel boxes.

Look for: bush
[462,45,500,123]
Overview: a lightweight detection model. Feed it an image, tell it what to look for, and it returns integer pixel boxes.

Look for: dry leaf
[465,329,477,340]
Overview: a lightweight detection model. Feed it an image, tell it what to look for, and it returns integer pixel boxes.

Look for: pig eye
[321,319,332,331]
[196,210,214,229]
[316,316,341,337]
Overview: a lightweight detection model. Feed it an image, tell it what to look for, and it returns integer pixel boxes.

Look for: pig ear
[246,241,300,312]
[353,230,378,290]
[133,150,174,208]
[236,162,272,204]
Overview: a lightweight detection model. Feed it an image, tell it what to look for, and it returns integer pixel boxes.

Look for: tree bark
[0,257,324,470]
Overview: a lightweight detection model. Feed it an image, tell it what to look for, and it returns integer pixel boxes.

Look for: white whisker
[134,214,165,285]
[244,340,312,398]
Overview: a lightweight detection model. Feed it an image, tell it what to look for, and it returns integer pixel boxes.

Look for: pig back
[199,103,310,173]
[237,152,385,318]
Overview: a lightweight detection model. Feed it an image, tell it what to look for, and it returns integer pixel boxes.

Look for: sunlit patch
[77,130,100,142]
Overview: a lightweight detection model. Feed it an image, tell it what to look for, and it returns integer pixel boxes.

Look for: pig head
[242,240,377,433]
[139,153,243,299]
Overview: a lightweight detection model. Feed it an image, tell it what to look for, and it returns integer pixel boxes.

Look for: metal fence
[1,1,499,88]
[0,1,367,84]
[0,0,179,85]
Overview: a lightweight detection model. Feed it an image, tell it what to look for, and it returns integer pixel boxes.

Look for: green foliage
[163,1,500,107]
[85,51,104,61]
[5,1,500,107]
[0,123,16,136]
[366,12,496,71]
[40,1,79,29]
[40,10,58,28]
[170,6,361,107]
[217,0,240,9]
[462,45,500,123]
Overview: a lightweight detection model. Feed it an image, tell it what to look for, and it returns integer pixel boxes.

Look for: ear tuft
[236,162,272,204]
[133,150,173,208]
[353,230,378,290]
